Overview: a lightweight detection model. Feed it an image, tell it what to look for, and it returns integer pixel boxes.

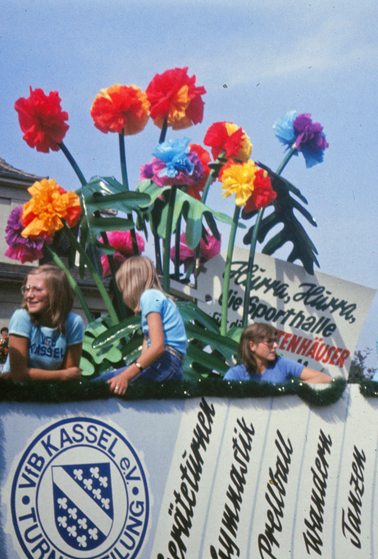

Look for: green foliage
[348,349,375,383]
[0,376,347,407]
[80,316,137,378]
[82,302,238,380]
[243,162,319,275]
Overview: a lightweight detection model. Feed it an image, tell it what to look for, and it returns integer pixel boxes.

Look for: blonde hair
[239,322,278,373]
[116,256,166,313]
[22,265,74,334]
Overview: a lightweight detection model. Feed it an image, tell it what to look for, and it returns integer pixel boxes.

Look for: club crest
[10,417,149,559]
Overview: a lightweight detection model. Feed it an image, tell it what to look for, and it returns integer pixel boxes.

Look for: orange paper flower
[146,67,206,130]
[21,179,82,238]
[14,87,69,153]
[204,121,252,161]
[90,84,150,135]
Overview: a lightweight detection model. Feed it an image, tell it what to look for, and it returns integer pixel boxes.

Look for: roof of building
[0,158,46,184]
[0,261,110,292]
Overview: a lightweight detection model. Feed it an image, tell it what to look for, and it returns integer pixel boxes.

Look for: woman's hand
[107,371,129,397]
[300,367,331,384]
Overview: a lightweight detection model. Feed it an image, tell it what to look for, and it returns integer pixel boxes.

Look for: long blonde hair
[22,265,74,334]
[116,256,166,313]
[239,322,279,373]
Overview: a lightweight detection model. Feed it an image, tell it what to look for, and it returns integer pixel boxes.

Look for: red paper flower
[187,143,212,200]
[100,230,145,276]
[91,84,150,135]
[244,168,277,212]
[146,67,206,130]
[14,87,69,153]
[204,121,252,161]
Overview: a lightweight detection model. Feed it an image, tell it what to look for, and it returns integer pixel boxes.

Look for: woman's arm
[299,367,332,384]
[108,312,165,395]
[9,335,82,382]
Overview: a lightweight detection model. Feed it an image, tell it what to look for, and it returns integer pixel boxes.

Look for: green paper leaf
[86,216,135,233]
[92,315,142,349]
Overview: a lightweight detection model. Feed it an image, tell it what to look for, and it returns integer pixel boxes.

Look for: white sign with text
[196,248,376,377]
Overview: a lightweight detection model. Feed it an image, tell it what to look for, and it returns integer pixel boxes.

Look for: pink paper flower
[5,206,52,264]
[100,230,145,276]
[170,230,221,271]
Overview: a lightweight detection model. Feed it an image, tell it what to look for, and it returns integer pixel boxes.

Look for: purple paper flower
[273,110,329,168]
[5,206,52,264]
[140,137,204,187]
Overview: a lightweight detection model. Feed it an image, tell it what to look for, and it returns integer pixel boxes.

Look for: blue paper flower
[140,137,204,187]
[153,137,194,178]
[273,111,329,168]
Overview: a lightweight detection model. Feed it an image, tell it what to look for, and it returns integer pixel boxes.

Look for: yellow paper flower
[225,122,252,161]
[221,160,260,206]
[21,179,82,238]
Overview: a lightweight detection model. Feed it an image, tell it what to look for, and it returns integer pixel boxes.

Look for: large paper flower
[170,230,221,271]
[14,87,69,153]
[90,84,150,135]
[273,111,329,168]
[187,143,212,200]
[146,67,206,130]
[204,121,252,162]
[21,179,82,238]
[220,160,276,208]
[140,138,204,188]
[100,230,145,277]
[5,206,52,264]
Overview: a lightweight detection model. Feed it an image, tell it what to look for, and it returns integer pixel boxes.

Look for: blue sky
[2,0,378,367]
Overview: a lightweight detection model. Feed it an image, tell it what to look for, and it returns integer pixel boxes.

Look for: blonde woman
[2,265,83,382]
[107,256,188,396]
[224,322,331,384]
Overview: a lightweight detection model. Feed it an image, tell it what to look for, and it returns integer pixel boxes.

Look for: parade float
[1,67,377,559]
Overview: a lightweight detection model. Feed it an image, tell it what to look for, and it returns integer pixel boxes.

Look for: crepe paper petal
[204,121,252,161]
[140,138,204,188]
[21,179,82,238]
[220,160,276,209]
[170,230,221,271]
[91,84,149,135]
[146,67,206,130]
[99,230,145,276]
[15,87,69,152]
[274,111,329,168]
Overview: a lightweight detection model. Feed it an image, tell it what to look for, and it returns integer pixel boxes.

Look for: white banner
[1,387,377,559]
[196,249,376,377]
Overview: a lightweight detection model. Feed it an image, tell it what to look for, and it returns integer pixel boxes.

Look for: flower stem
[241,145,297,326]
[163,185,177,292]
[44,245,94,323]
[242,207,264,326]
[201,150,225,205]
[194,150,226,288]
[221,204,240,336]
[63,225,119,325]
[58,141,87,186]
[275,145,297,175]
[59,142,123,313]
[118,133,129,192]
[118,133,139,256]
[159,118,168,144]
[174,214,182,280]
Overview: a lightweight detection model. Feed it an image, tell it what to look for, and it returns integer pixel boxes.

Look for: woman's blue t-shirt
[224,356,305,383]
[2,309,84,372]
[140,289,188,355]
